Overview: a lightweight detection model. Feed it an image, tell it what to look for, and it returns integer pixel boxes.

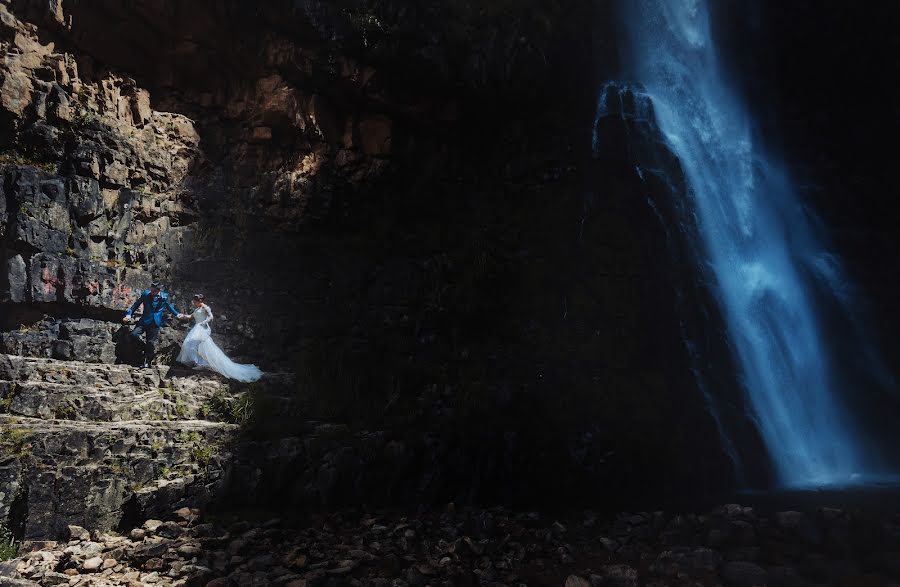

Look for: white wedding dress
[176,305,262,382]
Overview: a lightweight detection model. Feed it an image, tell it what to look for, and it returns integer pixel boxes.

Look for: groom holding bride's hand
[123,281,190,368]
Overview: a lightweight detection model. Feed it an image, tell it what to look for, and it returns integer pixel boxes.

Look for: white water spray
[611,0,881,487]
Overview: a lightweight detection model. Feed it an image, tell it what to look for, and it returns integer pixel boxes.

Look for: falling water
[611,0,884,487]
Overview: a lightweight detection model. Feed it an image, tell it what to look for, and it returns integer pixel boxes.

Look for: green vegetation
[0,383,17,413]
[174,463,194,477]
[0,524,17,561]
[191,445,213,467]
[0,150,58,174]
[56,91,103,147]
[173,398,188,418]
[201,386,255,427]
[55,396,79,420]
[175,431,202,444]
[0,427,31,459]
[68,93,98,129]
[173,430,215,468]
[230,394,254,427]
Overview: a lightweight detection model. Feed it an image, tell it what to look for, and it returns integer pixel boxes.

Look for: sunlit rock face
[0,0,409,368]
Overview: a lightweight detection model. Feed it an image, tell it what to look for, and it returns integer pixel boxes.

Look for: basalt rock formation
[0,0,764,555]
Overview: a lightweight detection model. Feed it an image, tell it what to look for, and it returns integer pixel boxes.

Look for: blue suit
[126,290,180,365]
[126,290,180,326]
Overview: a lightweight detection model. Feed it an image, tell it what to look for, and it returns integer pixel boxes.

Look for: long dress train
[176,304,262,382]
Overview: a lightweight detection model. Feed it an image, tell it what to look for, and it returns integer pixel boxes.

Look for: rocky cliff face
[0,0,745,548]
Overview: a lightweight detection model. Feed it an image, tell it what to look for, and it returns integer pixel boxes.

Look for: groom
[122,281,187,368]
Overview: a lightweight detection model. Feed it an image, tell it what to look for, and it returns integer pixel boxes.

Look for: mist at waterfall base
[601,0,899,490]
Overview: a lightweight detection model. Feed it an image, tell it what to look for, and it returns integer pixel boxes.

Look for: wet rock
[721,561,768,587]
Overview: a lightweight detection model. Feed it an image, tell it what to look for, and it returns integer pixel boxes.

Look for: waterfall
[609,0,890,487]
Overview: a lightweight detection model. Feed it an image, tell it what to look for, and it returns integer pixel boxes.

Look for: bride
[176,294,262,382]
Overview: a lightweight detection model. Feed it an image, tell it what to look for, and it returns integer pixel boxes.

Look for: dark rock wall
[0,0,764,511]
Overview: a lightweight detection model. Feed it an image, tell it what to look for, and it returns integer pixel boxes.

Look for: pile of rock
[1,502,899,586]
[1,507,210,586]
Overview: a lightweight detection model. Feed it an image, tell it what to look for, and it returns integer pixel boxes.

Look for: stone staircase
[1,356,232,421]
[0,351,421,545]
[0,354,296,540]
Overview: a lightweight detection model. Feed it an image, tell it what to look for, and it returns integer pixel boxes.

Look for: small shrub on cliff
[201,387,254,427]
[173,399,188,418]
[176,431,202,444]
[0,524,17,561]
[55,397,78,420]
[0,427,30,459]
[230,394,254,427]
[63,93,98,131]
[150,439,164,454]
[192,446,213,468]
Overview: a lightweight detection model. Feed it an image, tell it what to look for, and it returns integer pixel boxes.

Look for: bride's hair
[192,294,205,302]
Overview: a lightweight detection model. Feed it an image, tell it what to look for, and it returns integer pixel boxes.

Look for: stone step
[0,354,308,540]
[0,415,238,468]
[0,415,239,539]
[0,354,171,389]
[0,353,299,423]
[0,354,295,390]
[0,379,224,422]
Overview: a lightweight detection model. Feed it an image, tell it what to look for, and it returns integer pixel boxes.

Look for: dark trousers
[130,323,160,365]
